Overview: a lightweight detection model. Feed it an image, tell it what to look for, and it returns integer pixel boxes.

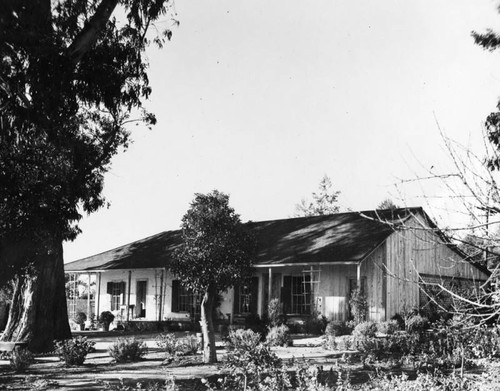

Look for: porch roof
[64,207,425,272]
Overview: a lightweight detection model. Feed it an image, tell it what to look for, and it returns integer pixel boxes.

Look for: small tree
[377,198,400,210]
[294,175,344,217]
[170,191,255,363]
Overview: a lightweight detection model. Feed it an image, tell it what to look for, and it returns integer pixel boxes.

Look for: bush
[9,348,34,372]
[55,337,95,366]
[210,330,290,391]
[266,325,293,347]
[99,311,115,325]
[244,313,267,336]
[323,334,354,351]
[108,338,147,363]
[352,321,377,338]
[156,333,178,355]
[98,377,178,391]
[267,298,285,327]
[226,328,261,352]
[349,288,368,324]
[376,320,399,335]
[304,314,327,335]
[390,313,405,330]
[325,320,352,337]
[353,371,475,391]
[406,314,429,334]
[73,311,87,325]
[176,335,199,356]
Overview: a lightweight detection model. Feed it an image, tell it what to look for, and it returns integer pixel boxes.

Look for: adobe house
[64,208,489,327]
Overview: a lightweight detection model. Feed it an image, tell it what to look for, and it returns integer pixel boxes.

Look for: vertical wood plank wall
[384,214,488,318]
[361,244,386,321]
[319,264,356,320]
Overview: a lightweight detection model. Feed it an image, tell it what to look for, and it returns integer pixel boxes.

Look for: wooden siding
[361,243,386,321]
[384,213,489,318]
[318,264,356,320]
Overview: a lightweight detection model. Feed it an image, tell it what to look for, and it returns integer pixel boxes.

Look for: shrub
[176,335,199,356]
[352,321,377,338]
[304,314,327,335]
[354,371,475,391]
[98,377,178,391]
[325,320,352,337]
[406,314,429,334]
[210,332,290,391]
[73,311,87,325]
[266,325,293,347]
[324,335,354,351]
[349,288,368,324]
[9,348,34,372]
[54,337,95,366]
[99,311,115,330]
[376,320,399,335]
[225,328,261,352]
[267,298,284,327]
[294,363,332,391]
[108,338,147,363]
[390,313,405,329]
[244,313,267,336]
[156,333,178,355]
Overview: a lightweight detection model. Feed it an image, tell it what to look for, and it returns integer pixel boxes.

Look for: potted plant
[98,311,115,331]
[73,311,87,331]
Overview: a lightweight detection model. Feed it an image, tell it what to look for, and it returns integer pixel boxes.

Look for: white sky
[63,0,500,262]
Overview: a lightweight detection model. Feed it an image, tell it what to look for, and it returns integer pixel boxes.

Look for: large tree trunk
[1,233,71,352]
[200,285,217,363]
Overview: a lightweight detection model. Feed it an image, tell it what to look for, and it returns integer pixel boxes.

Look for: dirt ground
[1,332,499,391]
[0,332,345,390]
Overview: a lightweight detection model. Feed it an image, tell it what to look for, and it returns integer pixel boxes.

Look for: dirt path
[0,333,340,390]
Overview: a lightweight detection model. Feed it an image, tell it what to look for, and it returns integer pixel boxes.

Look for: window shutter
[233,284,240,315]
[249,277,259,314]
[281,276,292,315]
[171,280,179,312]
[107,282,113,295]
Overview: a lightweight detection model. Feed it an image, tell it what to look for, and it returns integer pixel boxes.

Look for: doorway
[136,280,147,318]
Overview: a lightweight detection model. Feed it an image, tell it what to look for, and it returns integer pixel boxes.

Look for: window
[291,275,312,315]
[239,285,251,314]
[108,281,125,311]
[172,280,201,319]
[233,277,259,315]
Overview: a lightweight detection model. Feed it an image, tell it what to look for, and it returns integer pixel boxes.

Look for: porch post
[96,272,101,319]
[126,270,132,321]
[268,267,272,300]
[87,272,91,320]
[357,262,361,287]
[158,269,164,322]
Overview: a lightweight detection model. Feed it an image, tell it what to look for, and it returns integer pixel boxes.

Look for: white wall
[97,269,166,322]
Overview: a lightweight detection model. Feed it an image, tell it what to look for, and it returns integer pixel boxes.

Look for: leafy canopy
[0,0,175,282]
[171,191,255,294]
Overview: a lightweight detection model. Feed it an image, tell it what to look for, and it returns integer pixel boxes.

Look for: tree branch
[67,0,119,64]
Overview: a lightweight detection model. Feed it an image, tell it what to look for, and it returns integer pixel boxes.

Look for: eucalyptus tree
[0,0,175,351]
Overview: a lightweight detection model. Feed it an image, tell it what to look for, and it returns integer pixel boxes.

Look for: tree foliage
[0,0,175,283]
[377,198,399,210]
[0,0,176,351]
[171,190,255,295]
[294,175,344,217]
[170,190,255,363]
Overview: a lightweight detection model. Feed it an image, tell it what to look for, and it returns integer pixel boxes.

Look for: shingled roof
[64,207,429,272]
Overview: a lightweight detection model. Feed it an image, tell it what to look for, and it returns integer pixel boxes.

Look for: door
[136,280,147,318]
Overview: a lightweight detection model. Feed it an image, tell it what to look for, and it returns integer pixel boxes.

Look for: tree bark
[200,285,217,363]
[1,233,71,352]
